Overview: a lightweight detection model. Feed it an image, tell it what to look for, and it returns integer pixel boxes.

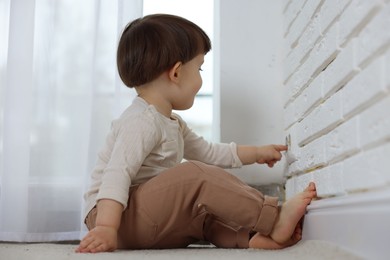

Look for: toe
[304,182,316,192]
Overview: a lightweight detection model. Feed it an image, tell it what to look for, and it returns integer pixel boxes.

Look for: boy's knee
[175,161,234,186]
[175,160,209,174]
[176,161,218,183]
[160,161,209,182]
[185,160,216,173]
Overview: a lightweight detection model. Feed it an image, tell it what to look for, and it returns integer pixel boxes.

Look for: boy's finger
[274,144,288,151]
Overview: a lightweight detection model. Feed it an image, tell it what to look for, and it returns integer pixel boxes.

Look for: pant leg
[117,161,278,249]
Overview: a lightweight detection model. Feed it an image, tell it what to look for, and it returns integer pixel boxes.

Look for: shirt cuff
[96,186,129,210]
[229,142,243,168]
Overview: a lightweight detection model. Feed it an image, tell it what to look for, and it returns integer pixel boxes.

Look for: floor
[0,240,362,260]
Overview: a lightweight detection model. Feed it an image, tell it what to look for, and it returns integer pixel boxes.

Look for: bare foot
[269,182,316,244]
[249,233,300,249]
[249,220,303,249]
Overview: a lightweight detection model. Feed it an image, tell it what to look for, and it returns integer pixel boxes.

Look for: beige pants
[85,161,278,249]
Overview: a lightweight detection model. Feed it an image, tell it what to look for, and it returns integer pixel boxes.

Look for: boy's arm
[237,144,287,167]
[95,199,123,229]
[76,199,123,253]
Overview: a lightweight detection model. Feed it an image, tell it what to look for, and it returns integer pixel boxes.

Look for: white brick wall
[283,0,390,199]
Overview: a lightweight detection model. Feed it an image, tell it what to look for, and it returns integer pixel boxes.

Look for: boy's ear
[168,61,182,83]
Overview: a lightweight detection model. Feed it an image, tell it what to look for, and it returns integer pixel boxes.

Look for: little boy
[76,14,316,253]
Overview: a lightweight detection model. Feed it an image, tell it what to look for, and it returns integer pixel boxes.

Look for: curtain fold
[0,0,142,242]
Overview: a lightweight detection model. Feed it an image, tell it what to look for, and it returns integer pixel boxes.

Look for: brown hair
[117,14,211,88]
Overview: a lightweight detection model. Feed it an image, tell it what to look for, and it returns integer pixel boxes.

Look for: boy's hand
[255,144,287,167]
[76,225,118,253]
[76,199,123,253]
[237,144,287,167]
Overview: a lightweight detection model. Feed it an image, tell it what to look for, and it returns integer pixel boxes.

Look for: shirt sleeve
[96,114,159,209]
[178,115,243,168]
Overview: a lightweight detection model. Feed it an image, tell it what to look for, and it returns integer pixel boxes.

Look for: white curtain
[0,0,142,242]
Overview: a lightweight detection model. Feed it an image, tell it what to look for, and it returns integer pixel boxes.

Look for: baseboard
[302,187,390,259]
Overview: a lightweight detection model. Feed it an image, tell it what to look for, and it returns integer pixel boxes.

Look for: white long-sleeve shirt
[83,97,242,218]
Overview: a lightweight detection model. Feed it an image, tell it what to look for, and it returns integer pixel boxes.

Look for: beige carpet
[0,240,362,260]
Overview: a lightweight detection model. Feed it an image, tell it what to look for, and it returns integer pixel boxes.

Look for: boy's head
[117,14,212,88]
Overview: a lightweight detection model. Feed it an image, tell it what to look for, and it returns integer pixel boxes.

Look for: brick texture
[284,0,390,199]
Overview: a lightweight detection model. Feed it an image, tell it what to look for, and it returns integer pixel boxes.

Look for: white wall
[215,0,285,185]
[283,0,390,258]
[217,0,390,257]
